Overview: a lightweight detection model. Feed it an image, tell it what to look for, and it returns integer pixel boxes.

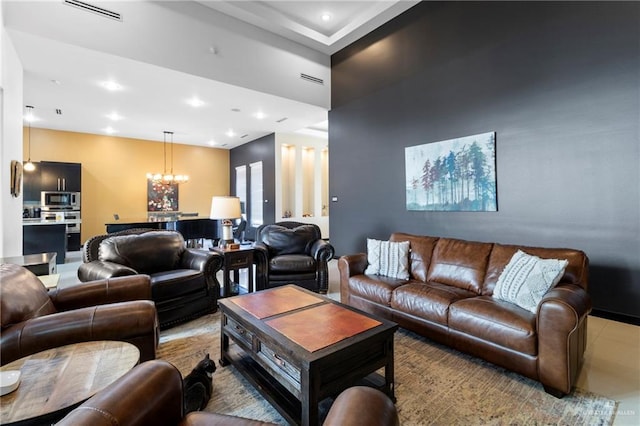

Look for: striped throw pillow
[493,250,568,313]
[365,238,410,279]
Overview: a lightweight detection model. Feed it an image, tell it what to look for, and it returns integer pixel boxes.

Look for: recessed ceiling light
[103,126,117,134]
[321,12,332,22]
[226,129,236,137]
[187,97,205,107]
[208,139,217,146]
[254,111,266,120]
[100,80,122,91]
[106,112,123,121]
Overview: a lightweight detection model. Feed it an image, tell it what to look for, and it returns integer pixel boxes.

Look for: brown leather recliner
[57,359,399,426]
[254,221,334,293]
[0,263,158,364]
[78,230,223,329]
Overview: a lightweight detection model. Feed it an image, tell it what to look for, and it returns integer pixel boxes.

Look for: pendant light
[23,106,36,172]
[146,131,189,184]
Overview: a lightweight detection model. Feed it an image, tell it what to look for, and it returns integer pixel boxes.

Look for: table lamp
[210,196,242,247]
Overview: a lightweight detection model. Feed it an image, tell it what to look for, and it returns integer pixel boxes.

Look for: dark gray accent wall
[230,133,276,240]
[329,2,639,319]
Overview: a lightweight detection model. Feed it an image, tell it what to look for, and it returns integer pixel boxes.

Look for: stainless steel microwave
[41,191,80,210]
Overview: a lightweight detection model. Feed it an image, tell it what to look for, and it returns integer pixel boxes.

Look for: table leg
[219,315,230,367]
[385,336,396,402]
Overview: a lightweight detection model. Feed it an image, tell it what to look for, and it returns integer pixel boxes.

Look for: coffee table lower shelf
[222,343,390,425]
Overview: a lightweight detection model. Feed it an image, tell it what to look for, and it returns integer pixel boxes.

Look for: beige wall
[23,128,230,243]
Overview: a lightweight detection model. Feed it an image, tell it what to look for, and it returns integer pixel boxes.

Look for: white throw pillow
[493,250,568,313]
[365,238,410,279]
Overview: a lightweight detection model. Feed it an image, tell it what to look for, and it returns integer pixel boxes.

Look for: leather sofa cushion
[150,270,203,301]
[0,264,57,328]
[483,243,589,295]
[390,233,439,282]
[259,225,318,256]
[269,254,316,273]
[449,296,537,355]
[99,231,185,274]
[348,274,408,306]
[391,282,476,325]
[426,238,492,294]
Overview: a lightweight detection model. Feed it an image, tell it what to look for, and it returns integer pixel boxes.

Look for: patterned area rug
[157,312,617,425]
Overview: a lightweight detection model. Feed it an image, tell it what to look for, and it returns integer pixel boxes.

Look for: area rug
[157,312,618,425]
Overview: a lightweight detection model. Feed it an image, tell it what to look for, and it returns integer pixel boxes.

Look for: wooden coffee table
[0,341,140,425]
[218,285,398,426]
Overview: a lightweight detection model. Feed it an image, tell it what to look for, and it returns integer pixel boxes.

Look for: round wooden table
[0,341,140,425]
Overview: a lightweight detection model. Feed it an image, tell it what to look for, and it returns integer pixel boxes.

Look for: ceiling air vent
[276,117,288,123]
[300,73,324,85]
[63,0,122,21]
[240,134,248,139]
[55,109,62,115]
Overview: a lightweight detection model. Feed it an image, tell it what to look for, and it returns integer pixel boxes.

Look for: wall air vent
[300,73,324,85]
[63,0,122,21]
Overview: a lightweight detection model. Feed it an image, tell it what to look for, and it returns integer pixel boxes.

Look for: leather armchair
[254,221,334,293]
[0,263,158,365]
[78,230,223,329]
[57,360,399,426]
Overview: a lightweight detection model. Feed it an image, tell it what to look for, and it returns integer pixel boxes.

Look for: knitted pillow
[365,238,410,279]
[493,250,568,313]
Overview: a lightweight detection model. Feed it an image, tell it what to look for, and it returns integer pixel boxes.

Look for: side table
[210,246,256,297]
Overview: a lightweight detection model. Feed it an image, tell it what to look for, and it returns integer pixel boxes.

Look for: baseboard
[591,309,640,326]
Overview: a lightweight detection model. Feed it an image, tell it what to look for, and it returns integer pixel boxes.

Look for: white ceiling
[4,0,418,148]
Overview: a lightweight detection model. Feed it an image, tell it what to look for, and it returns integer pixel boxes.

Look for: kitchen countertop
[23,218,81,226]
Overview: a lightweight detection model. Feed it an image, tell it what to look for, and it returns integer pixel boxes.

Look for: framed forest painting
[405,132,497,212]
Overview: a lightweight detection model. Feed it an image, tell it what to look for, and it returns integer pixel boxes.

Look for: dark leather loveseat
[339,233,591,397]
[0,263,158,364]
[57,359,399,426]
[254,221,334,293]
[78,230,223,329]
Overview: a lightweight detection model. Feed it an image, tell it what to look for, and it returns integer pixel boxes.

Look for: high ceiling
[4,1,418,148]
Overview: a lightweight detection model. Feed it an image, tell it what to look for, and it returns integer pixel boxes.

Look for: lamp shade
[209,196,242,220]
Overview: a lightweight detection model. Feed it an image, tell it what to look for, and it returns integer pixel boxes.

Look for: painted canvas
[147,179,179,211]
[405,132,497,211]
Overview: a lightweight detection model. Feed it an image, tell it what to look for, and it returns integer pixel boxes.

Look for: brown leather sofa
[57,359,399,426]
[339,233,591,397]
[78,230,223,329]
[0,263,158,364]
[254,221,334,293]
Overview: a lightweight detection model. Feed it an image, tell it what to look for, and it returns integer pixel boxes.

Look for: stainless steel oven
[41,191,80,211]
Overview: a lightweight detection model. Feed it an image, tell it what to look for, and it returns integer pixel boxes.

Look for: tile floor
[57,255,640,425]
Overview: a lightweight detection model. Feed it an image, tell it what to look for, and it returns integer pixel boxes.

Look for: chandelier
[146,131,189,184]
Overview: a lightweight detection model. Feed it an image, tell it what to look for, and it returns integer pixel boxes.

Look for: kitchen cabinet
[40,161,81,192]
[23,223,67,264]
[22,162,41,202]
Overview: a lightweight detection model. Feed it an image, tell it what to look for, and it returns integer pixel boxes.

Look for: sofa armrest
[77,260,138,282]
[338,253,368,304]
[180,249,223,293]
[180,249,223,272]
[537,283,592,396]
[0,301,158,365]
[324,386,399,426]
[311,239,335,262]
[50,275,152,311]
[57,360,183,426]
